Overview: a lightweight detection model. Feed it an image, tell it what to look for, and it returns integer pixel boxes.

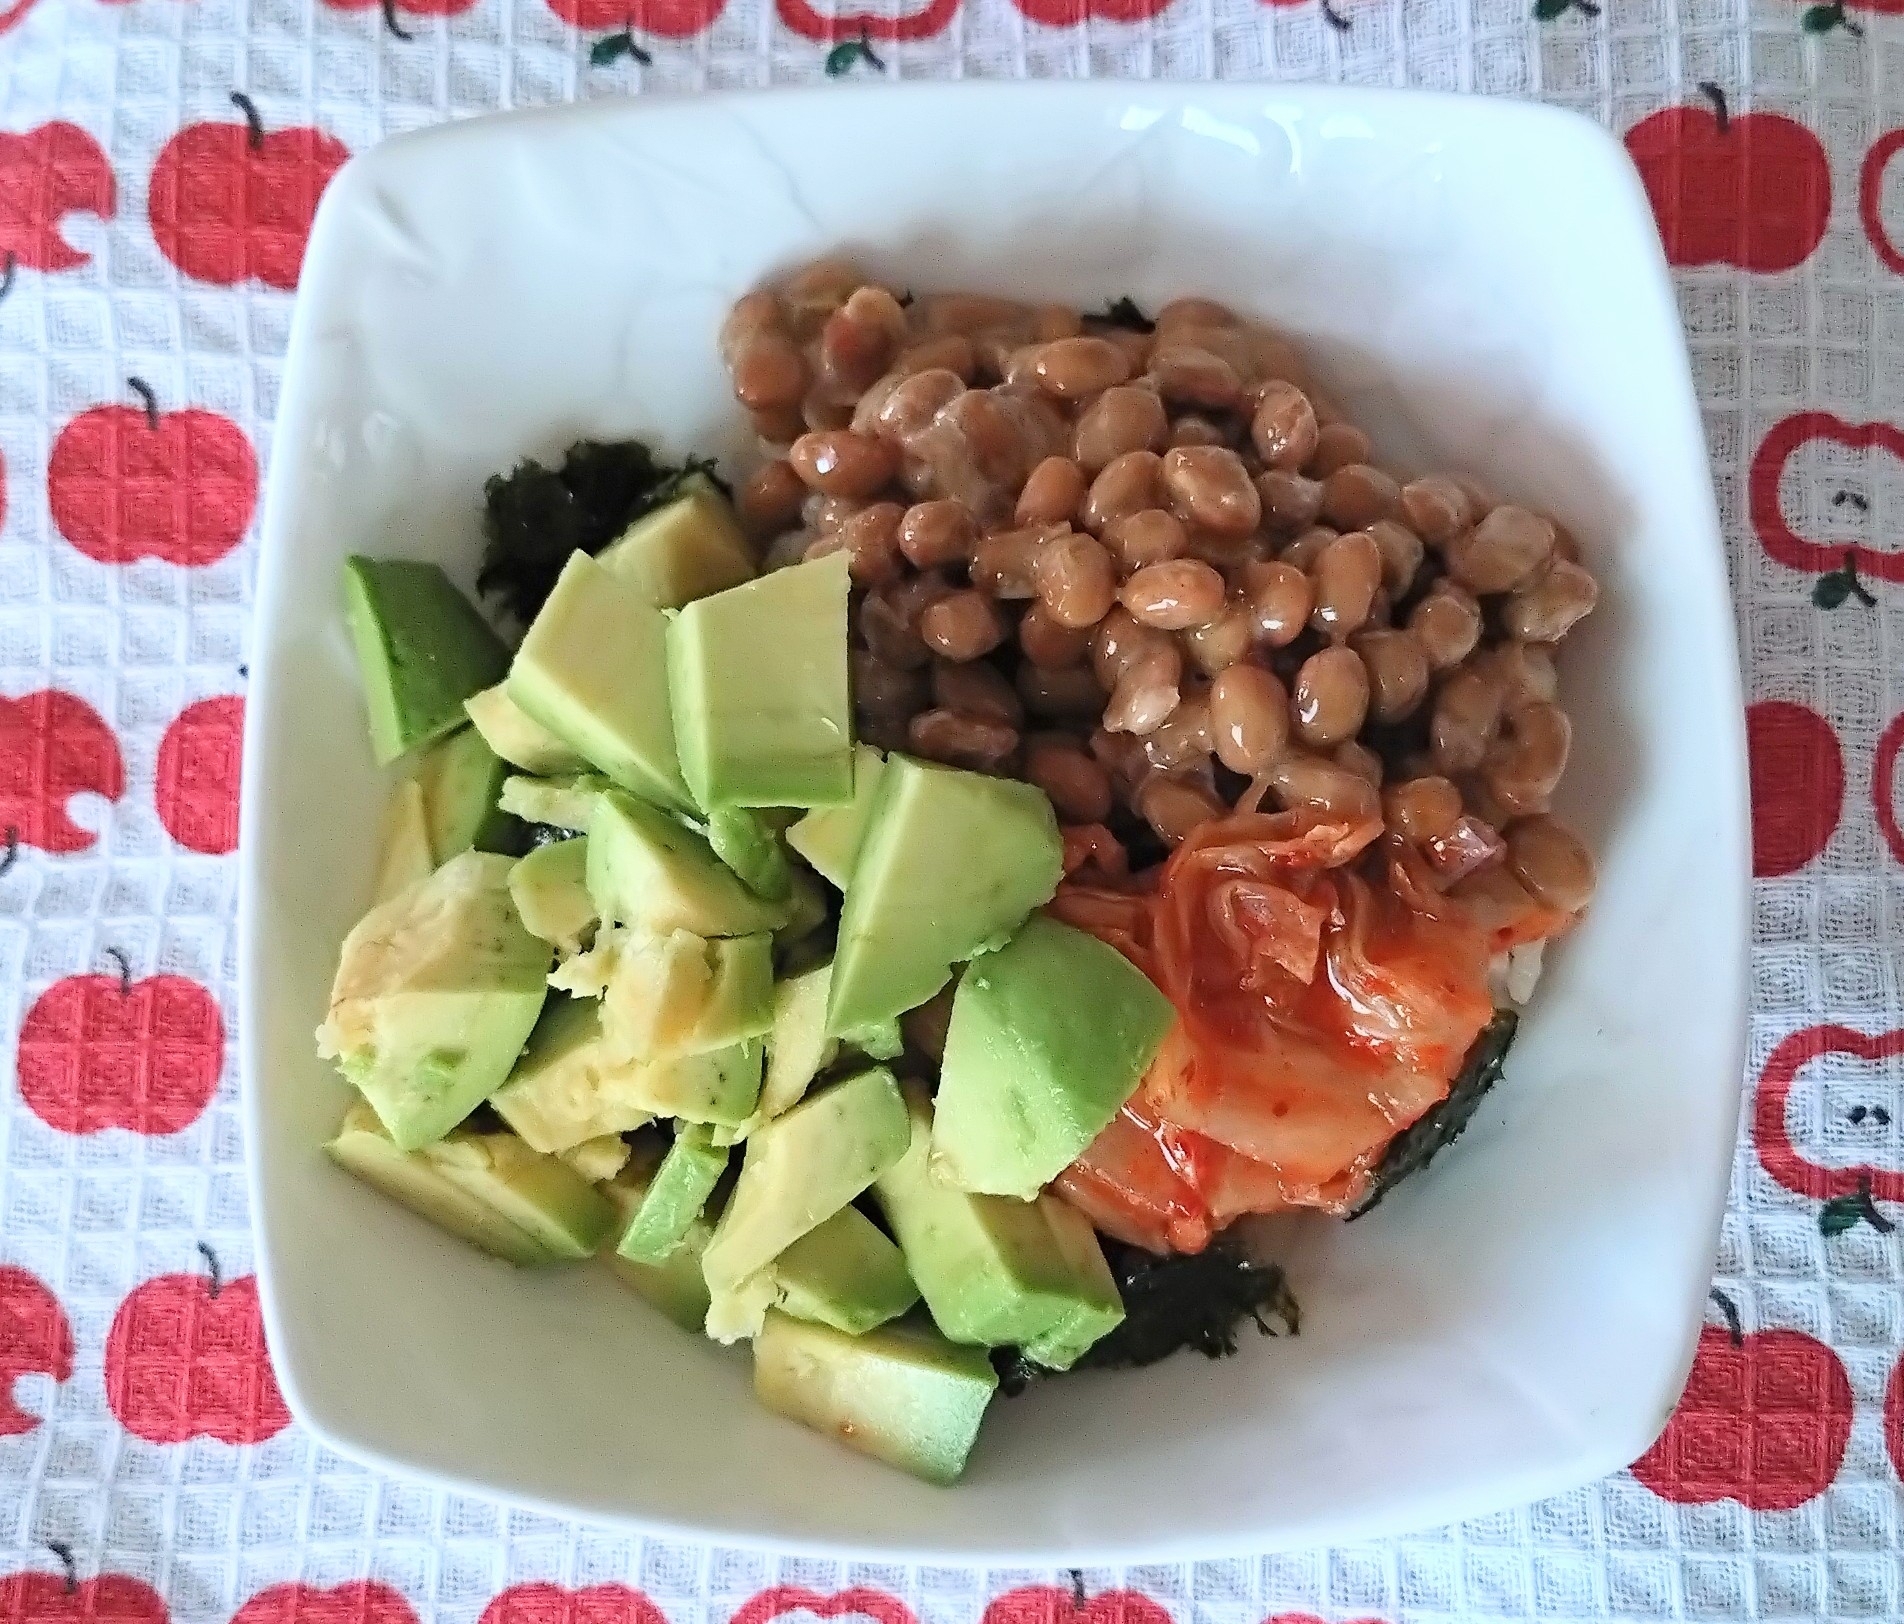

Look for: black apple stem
[1707,1285,1743,1346]
[0,254,15,305]
[229,92,266,151]
[1698,81,1729,133]
[47,1543,77,1594]
[125,377,159,432]
[101,946,132,995]
[380,0,414,40]
[0,827,18,877]
[196,1241,223,1298]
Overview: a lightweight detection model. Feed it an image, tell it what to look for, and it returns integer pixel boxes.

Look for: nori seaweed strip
[1347,1008,1519,1219]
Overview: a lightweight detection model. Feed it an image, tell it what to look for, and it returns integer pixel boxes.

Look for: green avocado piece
[706,807,794,903]
[1018,1194,1124,1369]
[602,1151,715,1331]
[317,852,551,1150]
[616,1124,729,1264]
[499,772,608,832]
[933,915,1175,1199]
[756,960,837,1122]
[488,993,654,1152]
[771,1204,919,1336]
[786,745,887,888]
[328,1100,615,1263]
[828,755,1062,1037]
[344,557,510,766]
[668,550,853,810]
[465,683,587,776]
[873,1081,1101,1348]
[506,552,693,813]
[587,790,790,938]
[626,1040,765,1127]
[753,1309,997,1486]
[371,779,434,905]
[416,726,518,861]
[596,483,756,609]
[702,1067,909,1296]
[603,930,774,1063]
[508,839,596,955]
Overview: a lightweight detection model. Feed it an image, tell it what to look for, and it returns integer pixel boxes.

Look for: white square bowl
[241,81,1748,1561]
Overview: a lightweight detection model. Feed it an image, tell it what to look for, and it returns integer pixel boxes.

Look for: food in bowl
[312,259,1599,1486]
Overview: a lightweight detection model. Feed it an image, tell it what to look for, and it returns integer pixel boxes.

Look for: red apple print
[483,1585,665,1624]
[1860,129,1904,275]
[0,1266,72,1435]
[0,688,123,855]
[1745,700,1842,877]
[1754,1024,1904,1225]
[234,1583,418,1624]
[0,1549,168,1624]
[148,93,347,292]
[104,1245,289,1444]
[155,695,243,855]
[1625,86,1830,274]
[1877,711,1904,871]
[1265,1616,1386,1624]
[982,1588,1171,1624]
[776,0,956,40]
[1630,1290,1851,1511]
[730,1590,916,1624]
[1885,1350,1904,1481]
[1749,412,1904,585]
[1008,0,1171,25]
[0,122,115,273]
[546,0,725,34]
[48,378,258,568]
[17,954,224,1138]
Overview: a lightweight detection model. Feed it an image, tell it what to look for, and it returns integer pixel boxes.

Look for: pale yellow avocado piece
[596,484,756,609]
[317,852,551,1150]
[586,789,789,938]
[509,839,596,956]
[505,552,693,814]
[601,930,774,1063]
[622,1041,764,1127]
[327,1100,615,1264]
[786,746,886,889]
[489,993,655,1153]
[465,683,585,776]
[701,1066,909,1296]
[371,779,434,905]
[560,1134,632,1183]
[499,773,608,833]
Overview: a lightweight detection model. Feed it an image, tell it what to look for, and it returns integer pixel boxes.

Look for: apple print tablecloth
[0,0,1901,1615]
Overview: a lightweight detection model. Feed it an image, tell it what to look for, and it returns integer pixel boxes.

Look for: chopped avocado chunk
[873,1082,1101,1347]
[415,725,517,860]
[344,557,510,765]
[489,994,654,1152]
[560,1134,631,1183]
[1018,1195,1125,1369]
[602,1153,715,1332]
[602,929,774,1062]
[787,745,887,888]
[327,1101,614,1263]
[771,1205,919,1335]
[828,756,1062,1036]
[933,915,1174,1199]
[839,1019,903,1062]
[668,551,853,810]
[465,683,586,776]
[706,807,794,903]
[706,1271,781,1344]
[616,1124,729,1263]
[499,772,608,832]
[702,1067,909,1295]
[757,960,837,1122]
[587,790,789,938]
[753,1309,997,1486]
[371,778,434,905]
[505,552,692,813]
[316,852,550,1150]
[625,1041,765,1127]
[777,870,828,947]
[596,483,756,609]
[509,838,596,956]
